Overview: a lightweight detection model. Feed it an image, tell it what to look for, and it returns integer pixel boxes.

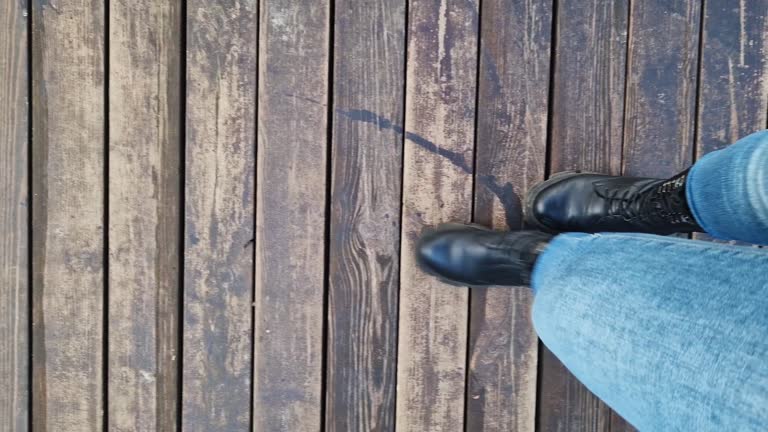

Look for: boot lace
[606,177,692,224]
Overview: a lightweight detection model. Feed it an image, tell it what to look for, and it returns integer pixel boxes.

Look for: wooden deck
[1,0,767,431]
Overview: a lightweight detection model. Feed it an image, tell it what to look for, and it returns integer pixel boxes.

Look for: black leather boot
[416,224,553,287]
[524,169,704,234]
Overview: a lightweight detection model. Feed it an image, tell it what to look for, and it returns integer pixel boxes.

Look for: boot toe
[415,224,549,287]
[415,224,490,286]
[533,192,561,226]
[416,229,457,278]
[527,172,607,232]
[531,186,570,231]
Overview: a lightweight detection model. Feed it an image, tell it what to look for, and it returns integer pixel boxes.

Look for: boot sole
[523,170,595,233]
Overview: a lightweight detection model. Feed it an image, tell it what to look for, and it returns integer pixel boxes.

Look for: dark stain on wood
[282,91,524,227]
[336,108,521,227]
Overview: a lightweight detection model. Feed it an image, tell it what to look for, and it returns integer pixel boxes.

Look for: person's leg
[532,232,768,431]
[525,130,768,243]
[687,130,768,244]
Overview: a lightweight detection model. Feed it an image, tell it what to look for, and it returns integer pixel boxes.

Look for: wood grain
[31,0,105,430]
[0,0,28,430]
[538,360,611,432]
[183,0,256,430]
[395,0,478,430]
[467,0,552,430]
[611,413,635,432]
[549,0,628,175]
[618,2,702,426]
[108,0,181,430]
[696,0,768,155]
[253,1,329,430]
[623,0,702,178]
[538,1,630,431]
[326,0,405,430]
[692,0,768,245]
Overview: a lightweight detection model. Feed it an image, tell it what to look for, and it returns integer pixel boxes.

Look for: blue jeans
[531,131,768,431]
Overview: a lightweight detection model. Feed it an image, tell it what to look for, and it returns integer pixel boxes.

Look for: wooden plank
[549,0,628,175]
[692,0,768,245]
[538,360,611,432]
[108,0,181,430]
[31,0,105,430]
[253,1,329,430]
[619,1,701,425]
[611,413,635,432]
[538,360,620,432]
[538,1,630,431]
[326,0,406,430]
[466,0,552,430]
[696,0,768,157]
[623,0,702,178]
[395,0,478,430]
[0,0,28,430]
[183,0,256,430]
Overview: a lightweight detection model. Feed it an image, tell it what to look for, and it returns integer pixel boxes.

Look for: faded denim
[531,131,768,431]
[687,130,768,244]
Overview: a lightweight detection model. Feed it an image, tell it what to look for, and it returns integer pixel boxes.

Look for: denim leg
[531,233,768,431]
[687,130,768,244]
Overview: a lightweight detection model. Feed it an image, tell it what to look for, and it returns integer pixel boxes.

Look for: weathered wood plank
[539,360,611,432]
[538,1,629,431]
[549,0,628,174]
[467,0,552,430]
[619,0,702,425]
[696,0,768,156]
[253,1,329,430]
[623,0,702,178]
[0,0,28,430]
[611,413,635,432]
[326,0,406,430]
[693,0,768,245]
[183,0,256,430]
[31,0,105,430]
[395,0,478,430]
[108,0,181,430]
